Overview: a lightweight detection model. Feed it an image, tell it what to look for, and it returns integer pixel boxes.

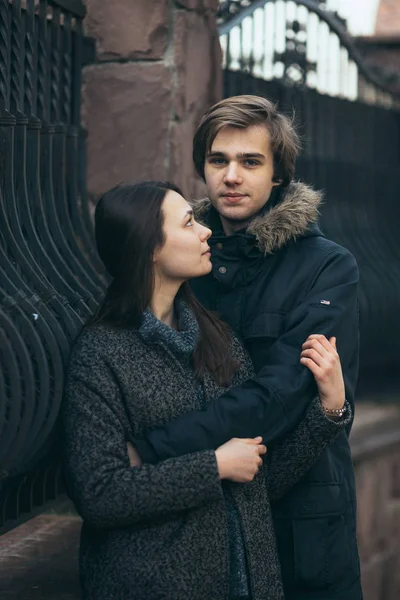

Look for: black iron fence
[0,0,105,533]
[220,1,400,395]
[218,0,400,107]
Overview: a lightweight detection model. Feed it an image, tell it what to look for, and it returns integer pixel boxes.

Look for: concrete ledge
[351,402,400,600]
[351,402,400,462]
[0,514,81,599]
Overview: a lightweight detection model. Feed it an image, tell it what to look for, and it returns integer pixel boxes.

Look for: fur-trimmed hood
[193,181,323,255]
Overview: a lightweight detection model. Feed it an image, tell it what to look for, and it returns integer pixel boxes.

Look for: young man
[134,96,362,600]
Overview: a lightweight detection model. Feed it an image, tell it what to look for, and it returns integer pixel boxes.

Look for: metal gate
[218,0,400,395]
[0,0,105,533]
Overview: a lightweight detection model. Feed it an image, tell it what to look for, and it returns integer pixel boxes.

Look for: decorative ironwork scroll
[218,0,400,108]
[0,0,106,533]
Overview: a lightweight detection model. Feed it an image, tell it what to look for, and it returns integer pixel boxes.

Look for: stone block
[358,453,397,559]
[169,119,208,201]
[353,405,400,597]
[192,176,207,200]
[173,9,222,121]
[201,0,220,11]
[361,558,384,600]
[175,0,219,11]
[175,0,200,10]
[390,496,400,537]
[374,456,394,551]
[382,551,400,600]
[84,0,169,60]
[167,7,221,200]
[82,62,172,197]
[0,514,81,598]
[355,460,380,561]
[376,0,400,36]
[169,118,198,199]
[391,458,400,497]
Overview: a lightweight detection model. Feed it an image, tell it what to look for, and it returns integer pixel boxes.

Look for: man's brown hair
[193,95,301,187]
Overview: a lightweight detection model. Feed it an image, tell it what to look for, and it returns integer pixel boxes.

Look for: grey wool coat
[62,310,351,600]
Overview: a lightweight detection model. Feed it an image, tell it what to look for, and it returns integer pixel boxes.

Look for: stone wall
[82,0,221,201]
[356,36,400,97]
[351,404,400,600]
[355,0,400,98]
[375,0,400,36]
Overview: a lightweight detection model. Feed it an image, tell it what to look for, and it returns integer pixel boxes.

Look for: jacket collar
[193,181,323,255]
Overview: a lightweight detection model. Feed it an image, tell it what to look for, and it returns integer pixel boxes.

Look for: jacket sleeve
[266,397,352,503]
[62,352,222,530]
[134,247,359,463]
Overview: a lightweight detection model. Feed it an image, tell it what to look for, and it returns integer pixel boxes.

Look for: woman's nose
[199,225,212,241]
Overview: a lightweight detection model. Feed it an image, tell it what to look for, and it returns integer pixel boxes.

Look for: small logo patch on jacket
[320,300,331,305]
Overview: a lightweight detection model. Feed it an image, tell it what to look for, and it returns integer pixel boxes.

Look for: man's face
[204,124,280,235]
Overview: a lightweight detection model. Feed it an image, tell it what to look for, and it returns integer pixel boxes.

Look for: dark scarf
[139,299,199,360]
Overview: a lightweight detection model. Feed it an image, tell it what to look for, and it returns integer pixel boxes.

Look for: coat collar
[192,181,323,255]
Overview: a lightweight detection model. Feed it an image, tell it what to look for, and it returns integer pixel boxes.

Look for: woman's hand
[300,334,345,411]
[215,437,267,483]
[127,441,143,468]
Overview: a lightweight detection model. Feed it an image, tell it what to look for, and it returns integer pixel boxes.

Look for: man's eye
[244,159,259,166]
[209,158,226,165]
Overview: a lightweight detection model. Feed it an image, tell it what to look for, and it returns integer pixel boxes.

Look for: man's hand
[127,441,142,467]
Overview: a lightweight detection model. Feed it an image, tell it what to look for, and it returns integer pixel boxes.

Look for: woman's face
[154,190,212,283]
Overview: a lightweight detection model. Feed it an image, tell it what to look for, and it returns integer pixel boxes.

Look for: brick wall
[82,0,221,201]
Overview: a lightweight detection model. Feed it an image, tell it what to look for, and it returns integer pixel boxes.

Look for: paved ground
[0,512,81,599]
[1,404,398,599]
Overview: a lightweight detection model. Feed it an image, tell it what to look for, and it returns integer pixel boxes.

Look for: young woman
[62,181,351,600]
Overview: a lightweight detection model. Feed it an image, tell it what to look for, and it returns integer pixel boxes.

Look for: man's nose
[224,162,242,184]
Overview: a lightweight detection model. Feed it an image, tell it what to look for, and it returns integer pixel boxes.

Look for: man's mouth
[221,193,247,202]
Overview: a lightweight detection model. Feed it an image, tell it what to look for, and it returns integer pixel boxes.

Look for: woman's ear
[272,178,283,187]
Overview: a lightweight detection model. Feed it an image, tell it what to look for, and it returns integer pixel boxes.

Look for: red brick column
[82,0,221,200]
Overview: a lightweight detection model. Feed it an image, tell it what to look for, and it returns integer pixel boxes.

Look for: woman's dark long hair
[90,181,239,386]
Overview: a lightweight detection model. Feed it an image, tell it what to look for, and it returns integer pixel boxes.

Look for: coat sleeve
[134,247,359,463]
[62,351,222,530]
[266,397,352,503]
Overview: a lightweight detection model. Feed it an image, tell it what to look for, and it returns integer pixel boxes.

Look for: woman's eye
[185,220,194,227]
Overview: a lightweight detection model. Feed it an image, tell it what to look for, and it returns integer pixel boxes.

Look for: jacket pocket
[273,482,359,591]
